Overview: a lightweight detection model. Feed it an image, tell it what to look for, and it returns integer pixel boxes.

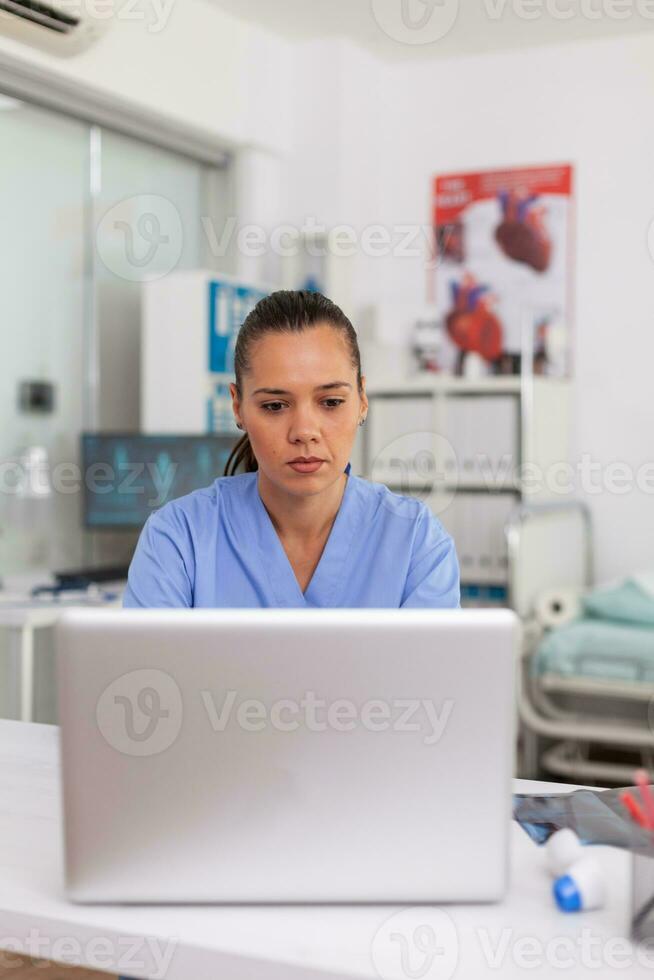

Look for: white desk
[0,720,647,980]
[0,589,123,722]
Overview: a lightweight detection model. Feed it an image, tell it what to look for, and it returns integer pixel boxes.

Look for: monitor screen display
[81,433,239,530]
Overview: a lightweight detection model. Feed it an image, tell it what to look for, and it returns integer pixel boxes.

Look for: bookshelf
[353,376,571,606]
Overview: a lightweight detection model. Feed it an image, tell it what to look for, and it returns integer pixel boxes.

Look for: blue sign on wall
[208,279,268,374]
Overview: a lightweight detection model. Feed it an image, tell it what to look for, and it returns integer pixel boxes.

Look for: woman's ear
[360,376,369,414]
[229,383,243,429]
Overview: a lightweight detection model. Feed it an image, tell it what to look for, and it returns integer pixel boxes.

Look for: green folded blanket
[583,576,654,627]
[533,619,654,682]
[532,574,654,681]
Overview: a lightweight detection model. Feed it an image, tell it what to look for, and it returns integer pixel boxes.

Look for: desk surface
[0,720,646,980]
[0,590,124,626]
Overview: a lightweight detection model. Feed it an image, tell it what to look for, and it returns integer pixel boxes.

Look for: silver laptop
[56,607,519,903]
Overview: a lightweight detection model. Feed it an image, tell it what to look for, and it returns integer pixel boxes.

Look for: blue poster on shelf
[208,279,268,374]
[206,277,269,434]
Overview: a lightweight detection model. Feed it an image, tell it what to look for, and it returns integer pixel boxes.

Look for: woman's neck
[257,469,348,544]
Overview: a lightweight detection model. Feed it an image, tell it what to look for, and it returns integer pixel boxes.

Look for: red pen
[635,770,654,830]
[621,789,649,829]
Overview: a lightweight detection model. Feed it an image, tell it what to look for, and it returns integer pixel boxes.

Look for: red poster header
[434,164,573,224]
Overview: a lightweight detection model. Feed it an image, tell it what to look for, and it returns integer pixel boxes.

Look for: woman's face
[230,323,367,494]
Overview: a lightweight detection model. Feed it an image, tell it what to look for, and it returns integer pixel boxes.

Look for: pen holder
[631,851,654,943]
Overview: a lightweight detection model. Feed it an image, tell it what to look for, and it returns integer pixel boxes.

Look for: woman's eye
[261,398,345,415]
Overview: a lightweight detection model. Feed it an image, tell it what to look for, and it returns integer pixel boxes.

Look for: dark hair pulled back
[223,290,362,476]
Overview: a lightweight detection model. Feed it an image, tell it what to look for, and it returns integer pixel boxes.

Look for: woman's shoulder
[354,472,432,522]
[356,476,456,581]
[353,473,451,546]
[145,472,254,530]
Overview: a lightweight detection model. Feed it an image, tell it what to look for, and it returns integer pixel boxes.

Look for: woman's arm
[122,510,194,608]
[400,509,461,609]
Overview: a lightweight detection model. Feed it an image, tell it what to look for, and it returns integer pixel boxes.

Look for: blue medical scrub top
[122,463,460,609]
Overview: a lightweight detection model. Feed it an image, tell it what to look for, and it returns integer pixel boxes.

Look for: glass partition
[0,96,227,578]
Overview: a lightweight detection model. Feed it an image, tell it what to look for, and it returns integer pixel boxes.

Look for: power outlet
[18,380,55,414]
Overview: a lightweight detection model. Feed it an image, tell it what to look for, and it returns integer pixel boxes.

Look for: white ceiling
[209,0,654,60]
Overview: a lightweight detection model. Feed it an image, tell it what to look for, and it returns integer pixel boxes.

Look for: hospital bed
[507,501,654,785]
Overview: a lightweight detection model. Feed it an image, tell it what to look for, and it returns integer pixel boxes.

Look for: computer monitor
[81,433,239,530]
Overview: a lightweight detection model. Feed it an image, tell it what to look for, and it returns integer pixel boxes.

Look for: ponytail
[224,432,258,476]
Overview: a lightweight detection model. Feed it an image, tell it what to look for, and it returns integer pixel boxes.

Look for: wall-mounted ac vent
[0,0,110,55]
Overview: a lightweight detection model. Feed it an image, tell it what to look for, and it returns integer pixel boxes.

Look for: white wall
[0,0,294,153]
[284,40,385,326]
[294,37,654,580]
[331,33,654,585]
[253,29,654,584]
[3,7,652,585]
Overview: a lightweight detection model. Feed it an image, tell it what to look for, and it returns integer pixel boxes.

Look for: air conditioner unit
[0,0,110,56]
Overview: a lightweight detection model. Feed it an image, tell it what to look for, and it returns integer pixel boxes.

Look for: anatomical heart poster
[432,164,573,377]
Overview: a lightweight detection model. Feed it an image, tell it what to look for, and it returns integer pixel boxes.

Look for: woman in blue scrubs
[123,290,460,608]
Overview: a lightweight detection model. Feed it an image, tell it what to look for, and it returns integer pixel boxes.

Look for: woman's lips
[288,460,324,473]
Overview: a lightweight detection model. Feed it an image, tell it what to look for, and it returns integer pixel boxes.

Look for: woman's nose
[288,406,321,442]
